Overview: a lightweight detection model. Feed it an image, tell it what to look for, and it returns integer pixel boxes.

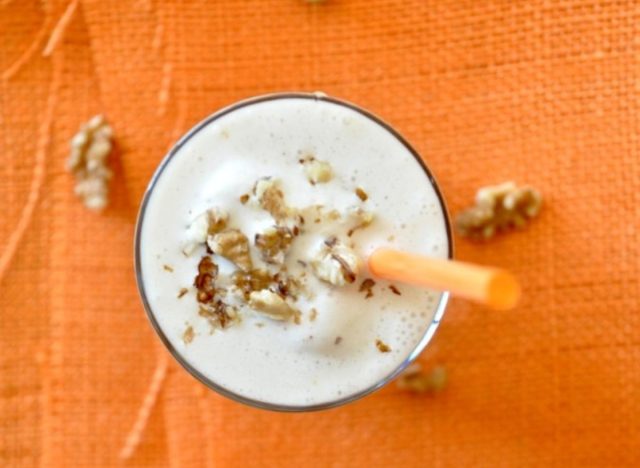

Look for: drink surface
[138,95,450,408]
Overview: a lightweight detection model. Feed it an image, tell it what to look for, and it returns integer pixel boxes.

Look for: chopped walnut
[163,264,174,272]
[359,278,376,298]
[396,363,447,394]
[198,301,238,330]
[312,238,360,286]
[355,187,368,201]
[375,339,391,353]
[232,269,273,300]
[255,226,294,264]
[183,208,228,256]
[455,182,543,240]
[194,256,218,303]
[249,290,301,323]
[252,177,291,223]
[389,285,401,295]
[177,287,189,298]
[207,229,253,271]
[182,325,195,344]
[239,194,250,204]
[345,207,374,236]
[272,272,303,301]
[300,155,332,184]
[66,115,113,211]
[334,336,343,345]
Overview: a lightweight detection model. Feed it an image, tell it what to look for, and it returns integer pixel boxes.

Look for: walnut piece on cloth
[455,182,542,240]
[66,115,113,211]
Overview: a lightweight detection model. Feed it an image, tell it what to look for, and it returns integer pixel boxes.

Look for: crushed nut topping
[396,363,447,394]
[199,301,238,330]
[455,182,543,240]
[359,278,376,298]
[253,177,291,223]
[355,187,368,201]
[163,264,174,272]
[312,238,360,286]
[66,115,113,211]
[255,226,294,264]
[375,339,391,353]
[182,325,195,344]
[334,336,343,345]
[389,285,401,295]
[207,229,253,271]
[299,154,332,184]
[183,208,229,256]
[249,290,301,323]
[181,167,383,333]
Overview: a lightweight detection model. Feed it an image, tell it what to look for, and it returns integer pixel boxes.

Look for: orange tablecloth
[1,0,639,466]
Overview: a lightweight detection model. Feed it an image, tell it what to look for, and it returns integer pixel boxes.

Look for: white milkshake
[136,94,451,409]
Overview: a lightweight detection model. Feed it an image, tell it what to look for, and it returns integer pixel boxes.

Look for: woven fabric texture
[1,0,639,466]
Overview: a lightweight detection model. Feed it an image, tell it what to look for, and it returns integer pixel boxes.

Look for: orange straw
[368,248,521,310]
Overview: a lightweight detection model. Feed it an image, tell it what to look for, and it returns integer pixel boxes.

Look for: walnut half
[455,182,542,240]
[66,115,114,211]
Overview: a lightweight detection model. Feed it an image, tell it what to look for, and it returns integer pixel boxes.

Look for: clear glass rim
[134,92,454,412]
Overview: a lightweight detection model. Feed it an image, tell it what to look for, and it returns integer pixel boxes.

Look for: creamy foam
[138,95,450,408]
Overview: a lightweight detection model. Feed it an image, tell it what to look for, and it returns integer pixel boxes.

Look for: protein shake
[135,93,451,410]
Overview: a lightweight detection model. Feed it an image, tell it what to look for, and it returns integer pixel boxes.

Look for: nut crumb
[249,290,301,323]
[239,194,250,204]
[355,187,368,201]
[359,278,376,298]
[255,226,294,264]
[334,336,343,345]
[66,115,113,211]
[194,256,218,304]
[396,363,447,394]
[455,182,542,240]
[300,154,332,184]
[177,287,189,298]
[375,339,391,353]
[207,229,253,271]
[309,308,318,321]
[389,285,401,295]
[182,325,195,344]
[163,264,174,272]
[345,207,374,237]
[232,269,273,300]
[199,301,238,330]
